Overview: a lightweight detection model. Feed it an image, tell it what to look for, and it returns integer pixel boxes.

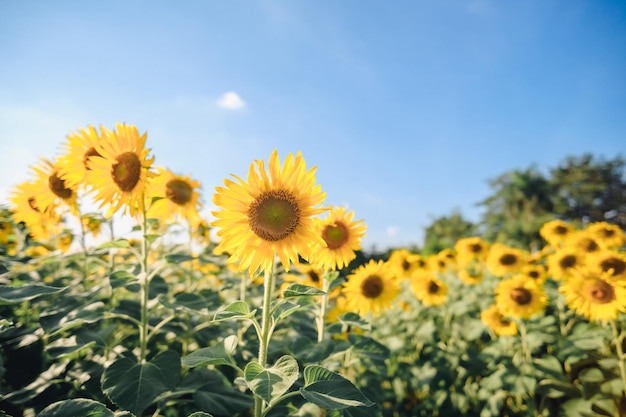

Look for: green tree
[422,210,476,255]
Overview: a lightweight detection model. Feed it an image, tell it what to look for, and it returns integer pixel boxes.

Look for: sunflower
[455,237,489,266]
[81,214,105,239]
[481,304,518,336]
[147,166,203,226]
[458,264,484,285]
[211,149,326,274]
[387,249,427,280]
[547,248,586,281]
[427,250,456,274]
[341,259,399,316]
[587,250,626,281]
[308,206,366,271]
[495,275,547,319]
[86,123,156,217]
[560,267,626,322]
[29,157,79,215]
[521,263,548,285]
[8,181,61,242]
[410,271,448,306]
[281,263,324,291]
[486,243,528,277]
[586,222,626,249]
[56,231,74,252]
[0,219,14,245]
[57,125,104,190]
[540,219,575,247]
[564,230,604,255]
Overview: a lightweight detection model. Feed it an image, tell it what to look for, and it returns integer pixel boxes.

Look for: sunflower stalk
[139,198,151,364]
[316,270,332,343]
[610,320,626,396]
[255,256,277,417]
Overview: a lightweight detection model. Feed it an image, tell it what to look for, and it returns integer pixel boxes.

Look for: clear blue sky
[1,0,625,251]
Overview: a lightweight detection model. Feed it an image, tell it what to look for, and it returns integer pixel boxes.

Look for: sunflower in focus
[86,123,156,217]
[455,237,489,266]
[212,150,326,274]
[8,181,61,242]
[495,275,547,319]
[486,243,528,277]
[29,158,79,215]
[341,259,399,316]
[309,206,366,271]
[57,125,104,189]
[410,271,448,306]
[560,267,626,322]
[547,247,585,281]
[387,248,426,280]
[587,250,626,281]
[586,222,625,249]
[481,304,518,336]
[147,166,203,226]
[540,219,575,247]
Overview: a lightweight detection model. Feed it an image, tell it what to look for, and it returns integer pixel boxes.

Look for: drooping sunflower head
[308,206,366,271]
[212,149,326,274]
[586,221,626,249]
[481,304,518,336]
[455,237,489,265]
[540,219,575,248]
[486,243,528,277]
[30,157,79,215]
[495,275,547,319]
[560,267,626,322]
[587,250,626,281]
[410,271,448,306]
[147,166,203,226]
[341,259,399,317]
[86,123,156,217]
[57,125,104,190]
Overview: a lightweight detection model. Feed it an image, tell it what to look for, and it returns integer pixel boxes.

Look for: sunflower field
[1,123,626,417]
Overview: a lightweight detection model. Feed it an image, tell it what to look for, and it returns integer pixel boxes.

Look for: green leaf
[579,367,604,383]
[38,399,115,417]
[213,301,255,321]
[348,334,390,362]
[338,313,371,331]
[272,301,301,321]
[244,355,299,405]
[0,262,8,275]
[144,234,161,243]
[533,355,564,379]
[182,335,238,368]
[109,270,138,289]
[188,413,214,417]
[46,335,96,359]
[180,368,253,415]
[97,239,130,249]
[0,284,66,304]
[536,378,579,399]
[282,283,326,298]
[301,365,374,410]
[159,293,210,312]
[101,350,181,415]
[165,253,194,263]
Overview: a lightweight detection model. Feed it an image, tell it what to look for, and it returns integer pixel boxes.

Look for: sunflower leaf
[301,365,374,410]
[181,335,238,369]
[283,283,326,298]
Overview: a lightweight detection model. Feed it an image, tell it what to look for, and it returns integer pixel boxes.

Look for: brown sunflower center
[48,172,73,199]
[322,222,349,250]
[248,189,300,242]
[588,279,615,304]
[361,275,383,299]
[528,270,540,279]
[83,147,101,170]
[581,238,599,253]
[401,260,411,271]
[601,257,626,276]
[510,287,532,305]
[308,270,320,283]
[112,152,141,192]
[499,253,518,266]
[559,255,577,269]
[427,280,440,294]
[166,178,193,206]
[469,243,483,253]
[554,225,569,235]
[601,228,615,238]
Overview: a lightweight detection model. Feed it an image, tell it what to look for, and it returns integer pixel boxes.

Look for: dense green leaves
[244,355,299,404]
[38,399,115,417]
[0,284,66,303]
[182,335,238,369]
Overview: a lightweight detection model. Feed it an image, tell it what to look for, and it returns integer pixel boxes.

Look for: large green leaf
[0,284,66,304]
[244,355,299,405]
[181,369,253,415]
[182,335,238,368]
[38,399,115,417]
[301,365,374,410]
[213,301,256,321]
[282,283,326,298]
[109,270,138,289]
[101,350,181,415]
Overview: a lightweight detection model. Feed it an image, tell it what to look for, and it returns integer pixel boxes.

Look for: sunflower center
[582,238,599,253]
[601,258,626,276]
[601,228,616,238]
[83,147,101,170]
[401,260,411,271]
[248,190,300,242]
[469,243,483,253]
[322,222,349,250]
[308,270,320,283]
[166,178,193,206]
[427,281,440,294]
[361,275,383,299]
[510,288,532,305]
[499,254,518,266]
[48,172,73,199]
[528,270,540,279]
[588,279,615,304]
[559,255,577,269]
[554,225,569,235]
[112,152,141,192]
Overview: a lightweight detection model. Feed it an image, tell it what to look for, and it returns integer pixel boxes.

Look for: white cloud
[216,91,246,110]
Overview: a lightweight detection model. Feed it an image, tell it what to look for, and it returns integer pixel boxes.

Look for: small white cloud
[217,91,246,110]
[386,226,399,238]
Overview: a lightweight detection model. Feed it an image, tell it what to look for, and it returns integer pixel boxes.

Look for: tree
[422,210,476,255]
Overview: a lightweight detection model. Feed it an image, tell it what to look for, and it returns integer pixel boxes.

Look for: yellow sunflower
[308,206,366,271]
[486,243,528,277]
[481,304,518,336]
[212,149,326,274]
[495,275,547,319]
[410,271,448,306]
[281,263,324,291]
[8,181,61,242]
[81,214,105,239]
[547,247,585,281]
[455,237,489,266]
[57,125,104,190]
[586,222,625,249]
[560,267,626,322]
[147,166,203,226]
[387,248,427,281]
[564,230,604,255]
[341,259,399,316]
[521,263,548,285]
[426,250,456,274]
[0,219,14,245]
[86,123,156,217]
[458,264,484,285]
[29,158,79,215]
[540,219,575,247]
[587,250,626,281]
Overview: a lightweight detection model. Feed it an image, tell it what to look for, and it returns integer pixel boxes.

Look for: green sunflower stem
[610,320,626,396]
[139,199,150,364]
[255,257,276,417]
[317,272,331,343]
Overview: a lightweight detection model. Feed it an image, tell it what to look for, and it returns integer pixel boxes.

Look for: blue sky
[1,0,625,251]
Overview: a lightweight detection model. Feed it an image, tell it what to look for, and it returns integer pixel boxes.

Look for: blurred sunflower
[458,265,484,285]
[8,181,61,242]
[521,263,548,285]
[481,304,518,336]
[86,123,156,217]
[0,219,12,245]
[564,230,604,255]
[342,259,399,316]
[586,222,625,249]
[57,125,104,189]
[30,158,79,215]
[547,247,585,281]
[309,206,366,271]
[56,231,74,252]
[212,149,326,274]
[486,243,528,277]
[560,267,626,322]
[495,275,547,319]
[193,218,211,246]
[540,219,575,247]
[410,271,448,306]
[455,237,489,265]
[147,166,203,226]
[587,250,626,281]
[81,214,105,239]
[388,248,426,280]
[427,250,456,274]
[281,263,324,292]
